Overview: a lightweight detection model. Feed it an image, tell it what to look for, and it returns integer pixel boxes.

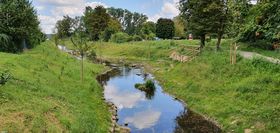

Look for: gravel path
[239,51,280,64]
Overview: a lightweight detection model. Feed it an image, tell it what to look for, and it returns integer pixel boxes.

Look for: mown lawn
[0,41,110,132]
[90,40,280,132]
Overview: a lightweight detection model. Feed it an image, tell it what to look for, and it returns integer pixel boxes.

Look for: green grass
[89,39,280,132]
[0,41,110,132]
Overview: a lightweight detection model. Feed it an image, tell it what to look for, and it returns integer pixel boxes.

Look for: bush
[250,40,274,50]
[134,80,156,91]
[87,49,97,61]
[133,35,143,41]
[145,80,156,90]
[101,28,115,42]
[147,33,156,40]
[0,70,12,85]
[110,32,131,43]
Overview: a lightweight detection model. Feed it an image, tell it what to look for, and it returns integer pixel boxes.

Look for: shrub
[110,32,131,43]
[101,28,115,42]
[0,70,12,85]
[145,80,156,90]
[87,49,97,61]
[133,35,143,41]
[134,80,156,91]
[250,40,274,50]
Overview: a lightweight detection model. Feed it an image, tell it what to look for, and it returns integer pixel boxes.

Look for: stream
[97,66,221,133]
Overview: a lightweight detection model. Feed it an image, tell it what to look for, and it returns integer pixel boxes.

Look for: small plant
[135,80,156,99]
[87,49,97,61]
[134,80,156,91]
[0,70,12,85]
[145,80,156,90]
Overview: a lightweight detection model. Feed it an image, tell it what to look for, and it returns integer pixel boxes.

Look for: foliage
[239,1,280,45]
[87,49,97,61]
[139,21,156,40]
[110,32,131,43]
[107,7,148,35]
[100,18,122,42]
[0,0,44,52]
[179,0,226,48]
[0,33,12,51]
[84,6,110,41]
[227,0,251,37]
[173,16,186,38]
[0,70,12,85]
[55,15,75,38]
[71,31,91,82]
[135,80,156,91]
[133,35,143,41]
[156,18,175,39]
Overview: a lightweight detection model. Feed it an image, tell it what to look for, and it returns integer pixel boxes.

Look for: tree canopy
[156,18,175,39]
[0,0,45,52]
[179,0,226,48]
[84,6,111,41]
[107,7,148,35]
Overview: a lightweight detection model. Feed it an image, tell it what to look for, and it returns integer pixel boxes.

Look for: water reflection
[98,66,221,133]
[124,109,161,129]
[104,85,145,109]
[174,109,222,133]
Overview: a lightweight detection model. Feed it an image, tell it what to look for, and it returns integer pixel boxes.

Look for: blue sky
[33,0,180,34]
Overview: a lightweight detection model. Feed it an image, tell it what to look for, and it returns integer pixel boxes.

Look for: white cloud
[35,1,108,34]
[39,15,62,34]
[104,85,146,109]
[124,110,161,129]
[37,0,84,6]
[149,0,179,22]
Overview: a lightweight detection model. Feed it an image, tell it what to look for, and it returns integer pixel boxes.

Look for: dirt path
[239,51,280,64]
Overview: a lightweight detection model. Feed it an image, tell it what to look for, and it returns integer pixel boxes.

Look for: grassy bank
[90,40,280,132]
[0,41,110,132]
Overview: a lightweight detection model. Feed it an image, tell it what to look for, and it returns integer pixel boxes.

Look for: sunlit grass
[0,41,110,132]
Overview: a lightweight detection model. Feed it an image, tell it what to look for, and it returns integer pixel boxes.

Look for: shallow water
[98,66,221,133]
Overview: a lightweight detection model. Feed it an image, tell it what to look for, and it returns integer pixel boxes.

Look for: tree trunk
[81,55,84,82]
[216,33,223,50]
[200,34,206,49]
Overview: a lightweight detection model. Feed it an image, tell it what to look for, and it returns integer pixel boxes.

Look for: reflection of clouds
[104,85,145,109]
[124,110,161,129]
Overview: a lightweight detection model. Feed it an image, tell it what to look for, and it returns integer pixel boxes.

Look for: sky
[32,0,180,34]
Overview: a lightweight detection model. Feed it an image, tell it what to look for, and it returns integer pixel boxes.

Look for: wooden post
[230,44,233,64]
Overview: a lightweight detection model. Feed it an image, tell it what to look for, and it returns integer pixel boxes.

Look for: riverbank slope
[0,41,110,132]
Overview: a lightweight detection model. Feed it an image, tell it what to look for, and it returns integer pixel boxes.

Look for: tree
[239,0,280,45]
[215,0,230,50]
[179,0,225,48]
[71,32,90,82]
[100,18,122,42]
[83,6,110,41]
[227,0,251,38]
[107,7,148,35]
[156,18,175,39]
[0,0,44,52]
[55,15,75,38]
[140,21,156,40]
[173,16,187,38]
